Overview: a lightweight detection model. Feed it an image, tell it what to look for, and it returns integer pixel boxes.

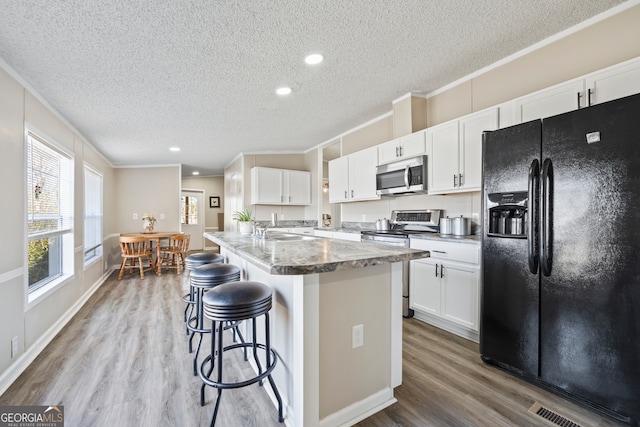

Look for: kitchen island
[204,231,429,427]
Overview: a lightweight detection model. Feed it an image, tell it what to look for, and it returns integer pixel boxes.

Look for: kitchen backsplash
[340,191,482,234]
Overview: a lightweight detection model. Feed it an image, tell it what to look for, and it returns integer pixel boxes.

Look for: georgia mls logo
[0,405,64,426]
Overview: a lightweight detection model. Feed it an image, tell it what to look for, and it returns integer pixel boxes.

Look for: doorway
[180,189,205,250]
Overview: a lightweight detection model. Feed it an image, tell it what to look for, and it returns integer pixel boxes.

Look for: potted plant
[233,207,254,235]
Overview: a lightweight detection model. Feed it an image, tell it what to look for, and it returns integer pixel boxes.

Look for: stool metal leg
[251,318,264,386]
[209,321,225,427]
[265,312,284,422]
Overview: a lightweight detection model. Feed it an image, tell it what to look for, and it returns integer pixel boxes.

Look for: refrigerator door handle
[540,158,553,276]
[528,159,540,274]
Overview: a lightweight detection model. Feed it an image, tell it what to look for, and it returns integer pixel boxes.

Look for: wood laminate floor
[0,271,627,427]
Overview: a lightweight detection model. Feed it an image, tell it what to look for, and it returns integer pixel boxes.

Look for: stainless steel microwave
[376,155,428,196]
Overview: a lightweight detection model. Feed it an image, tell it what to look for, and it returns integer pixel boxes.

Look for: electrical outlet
[352,324,363,349]
[160,213,165,220]
[133,213,138,220]
[11,336,18,358]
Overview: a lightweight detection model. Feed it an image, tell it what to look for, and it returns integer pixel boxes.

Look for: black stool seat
[187,263,241,376]
[199,281,284,426]
[182,252,225,333]
[202,281,272,320]
[185,252,224,269]
[190,263,240,286]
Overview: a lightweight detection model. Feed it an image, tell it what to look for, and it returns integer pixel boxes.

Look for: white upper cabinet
[251,167,311,205]
[328,146,379,203]
[511,56,640,124]
[378,130,426,165]
[585,57,640,106]
[328,156,349,203]
[514,79,585,123]
[428,108,498,194]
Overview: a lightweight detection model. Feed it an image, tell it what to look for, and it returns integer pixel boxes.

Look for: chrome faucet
[253,223,272,239]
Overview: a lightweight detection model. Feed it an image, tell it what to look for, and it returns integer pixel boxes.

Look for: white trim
[304,110,394,155]
[426,0,640,99]
[113,163,181,169]
[0,268,113,396]
[412,310,479,343]
[27,274,75,309]
[392,92,427,104]
[318,387,396,427]
[0,267,24,286]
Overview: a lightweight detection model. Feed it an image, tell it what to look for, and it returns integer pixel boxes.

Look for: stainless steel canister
[439,217,453,235]
[452,216,471,236]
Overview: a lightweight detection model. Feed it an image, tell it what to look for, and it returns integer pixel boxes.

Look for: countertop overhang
[204,232,429,275]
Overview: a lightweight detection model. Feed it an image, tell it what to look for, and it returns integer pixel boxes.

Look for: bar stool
[188,263,241,376]
[183,253,225,334]
[199,281,284,426]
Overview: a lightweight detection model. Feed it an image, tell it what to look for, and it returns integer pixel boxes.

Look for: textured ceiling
[0,0,629,176]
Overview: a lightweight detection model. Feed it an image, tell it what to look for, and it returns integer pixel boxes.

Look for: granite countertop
[204,232,429,275]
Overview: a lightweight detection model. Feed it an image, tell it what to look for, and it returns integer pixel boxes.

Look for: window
[26,129,74,293]
[84,165,103,264]
[180,196,198,225]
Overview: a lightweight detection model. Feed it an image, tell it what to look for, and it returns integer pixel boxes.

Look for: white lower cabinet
[313,229,361,241]
[409,238,480,342]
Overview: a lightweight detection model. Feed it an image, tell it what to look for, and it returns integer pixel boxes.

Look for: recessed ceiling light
[276,86,292,96]
[192,171,200,175]
[305,53,324,65]
[169,147,180,152]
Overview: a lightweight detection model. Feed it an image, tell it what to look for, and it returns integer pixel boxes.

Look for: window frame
[83,163,103,267]
[25,123,75,305]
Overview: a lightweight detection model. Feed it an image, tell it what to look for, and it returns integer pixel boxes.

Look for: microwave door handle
[404,165,411,189]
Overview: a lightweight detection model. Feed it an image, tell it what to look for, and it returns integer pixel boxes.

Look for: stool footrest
[199,343,278,390]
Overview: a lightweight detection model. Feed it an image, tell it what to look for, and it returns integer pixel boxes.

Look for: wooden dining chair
[159,234,190,274]
[118,236,156,280]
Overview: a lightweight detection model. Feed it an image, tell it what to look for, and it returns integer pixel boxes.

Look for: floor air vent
[528,402,583,427]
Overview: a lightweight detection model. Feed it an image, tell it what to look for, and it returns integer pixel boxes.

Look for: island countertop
[204,231,429,275]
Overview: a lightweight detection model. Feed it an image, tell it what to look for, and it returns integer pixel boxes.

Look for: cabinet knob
[459,173,463,186]
[453,174,458,187]
[440,264,444,278]
[344,190,347,199]
[435,264,439,277]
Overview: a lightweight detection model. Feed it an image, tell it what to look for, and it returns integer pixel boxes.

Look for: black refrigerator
[481,92,640,425]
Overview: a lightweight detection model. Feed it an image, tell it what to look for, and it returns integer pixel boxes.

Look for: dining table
[120,231,184,275]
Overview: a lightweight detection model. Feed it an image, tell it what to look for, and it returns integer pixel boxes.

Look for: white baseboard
[0,268,114,396]
[319,387,396,427]
[412,310,479,343]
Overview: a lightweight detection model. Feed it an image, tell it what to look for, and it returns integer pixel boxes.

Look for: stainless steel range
[361,209,443,318]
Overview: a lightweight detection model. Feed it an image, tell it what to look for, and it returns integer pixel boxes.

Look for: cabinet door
[251,167,283,204]
[409,259,441,316]
[441,262,479,331]
[514,79,585,123]
[585,57,640,106]
[428,121,459,194]
[328,157,349,203]
[459,108,498,191]
[349,146,379,201]
[378,138,401,165]
[400,131,426,159]
[286,170,311,205]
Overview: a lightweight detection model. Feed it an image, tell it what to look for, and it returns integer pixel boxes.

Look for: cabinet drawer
[410,239,479,265]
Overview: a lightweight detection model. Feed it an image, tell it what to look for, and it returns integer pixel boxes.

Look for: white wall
[0,65,116,390]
